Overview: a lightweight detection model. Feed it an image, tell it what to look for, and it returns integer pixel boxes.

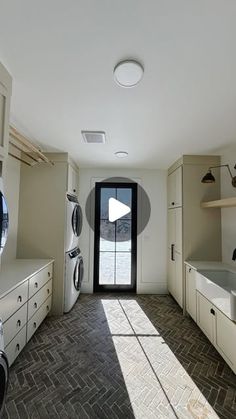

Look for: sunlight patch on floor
[101,299,219,419]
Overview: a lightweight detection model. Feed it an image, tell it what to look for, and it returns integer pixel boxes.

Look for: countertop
[0,259,54,299]
[185,260,236,274]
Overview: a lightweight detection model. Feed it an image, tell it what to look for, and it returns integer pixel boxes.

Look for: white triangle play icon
[108,198,131,222]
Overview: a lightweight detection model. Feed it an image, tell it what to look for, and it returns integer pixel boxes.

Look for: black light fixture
[201,164,236,187]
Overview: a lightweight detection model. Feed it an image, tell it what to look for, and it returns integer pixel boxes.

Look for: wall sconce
[201,164,236,187]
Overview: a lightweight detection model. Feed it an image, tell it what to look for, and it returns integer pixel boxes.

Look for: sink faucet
[232,248,236,261]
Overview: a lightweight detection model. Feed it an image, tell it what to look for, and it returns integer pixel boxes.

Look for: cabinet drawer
[5,325,26,367]
[28,279,52,320]
[3,304,27,347]
[27,296,52,342]
[0,281,28,323]
[29,264,53,298]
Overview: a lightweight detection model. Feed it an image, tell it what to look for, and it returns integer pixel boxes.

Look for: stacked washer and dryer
[64,194,84,313]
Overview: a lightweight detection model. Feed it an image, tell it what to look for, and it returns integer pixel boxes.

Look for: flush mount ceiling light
[81,131,106,144]
[201,164,236,187]
[114,60,144,88]
[115,151,128,158]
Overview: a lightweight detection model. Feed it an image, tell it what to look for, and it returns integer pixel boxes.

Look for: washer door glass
[0,352,9,416]
[73,257,84,291]
[0,192,8,254]
[72,204,82,238]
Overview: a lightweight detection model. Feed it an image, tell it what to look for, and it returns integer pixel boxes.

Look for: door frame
[93,182,137,292]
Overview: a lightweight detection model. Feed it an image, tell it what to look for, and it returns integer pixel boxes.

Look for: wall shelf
[201,197,236,208]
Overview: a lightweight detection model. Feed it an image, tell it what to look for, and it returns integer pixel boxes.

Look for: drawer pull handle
[17,320,21,327]
[16,343,20,351]
[33,322,37,328]
[171,202,175,206]
[73,189,76,193]
[34,302,38,309]
[210,308,215,316]
[34,282,38,288]
[47,289,50,294]
[17,296,22,303]
[46,305,49,311]
[48,272,50,277]
[189,267,191,273]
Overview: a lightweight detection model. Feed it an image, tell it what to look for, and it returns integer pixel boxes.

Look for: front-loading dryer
[64,247,84,313]
[65,194,82,252]
[0,319,9,417]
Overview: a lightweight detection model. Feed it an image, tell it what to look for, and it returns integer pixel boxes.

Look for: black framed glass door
[94,182,137,292]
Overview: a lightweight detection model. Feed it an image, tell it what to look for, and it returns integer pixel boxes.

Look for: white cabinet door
[186,265,197,321]
[175,252,183,308]
[175,207,182,254]
[167,252,175,296]
[167,167,182,208]
[67,165,78,196]
[0,63,11,159]
[214,307,236,372]
[167,209,175,249]
[197,292,214,342]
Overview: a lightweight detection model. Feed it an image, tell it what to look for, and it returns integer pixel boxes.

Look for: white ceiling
[1,0,236,169]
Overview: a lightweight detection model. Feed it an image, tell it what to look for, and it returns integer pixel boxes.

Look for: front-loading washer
[65,194,83,252]
[0,319,9,417]
[64,247,84,313]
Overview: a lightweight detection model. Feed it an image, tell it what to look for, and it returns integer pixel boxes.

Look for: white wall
[2,156,20,262]
[220,146,236,266]
[79,168,167,294]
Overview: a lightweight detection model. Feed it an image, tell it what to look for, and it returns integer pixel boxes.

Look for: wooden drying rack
[9,126,54,167]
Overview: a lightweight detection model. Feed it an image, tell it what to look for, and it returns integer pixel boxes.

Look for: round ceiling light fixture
[114,60,144,88]
[115,151,128,158]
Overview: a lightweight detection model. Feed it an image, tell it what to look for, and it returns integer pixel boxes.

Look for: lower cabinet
[186,265,197,321]
[2,261,53,366]
[168,250,183,308]
[196,291,236,374]
[196,292,214,342]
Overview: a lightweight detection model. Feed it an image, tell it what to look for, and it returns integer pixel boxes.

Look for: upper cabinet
[167,155,222,311]
[0,62,12,161]
[67,164,79,196]
[167,166,182,208]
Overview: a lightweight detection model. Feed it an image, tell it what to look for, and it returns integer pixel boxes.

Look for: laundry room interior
[0,1,236,419]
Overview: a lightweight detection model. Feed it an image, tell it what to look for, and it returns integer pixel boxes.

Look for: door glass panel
[100,221,115,251]
[116,189,131,219]
[100,188,116,219]
[99,252,115,285]
[116,252,131,284]
[116,220,131,252]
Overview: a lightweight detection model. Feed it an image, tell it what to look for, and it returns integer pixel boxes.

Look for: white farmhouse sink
[196,269,236,320]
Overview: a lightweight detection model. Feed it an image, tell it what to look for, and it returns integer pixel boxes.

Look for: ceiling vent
[81,131,106,144]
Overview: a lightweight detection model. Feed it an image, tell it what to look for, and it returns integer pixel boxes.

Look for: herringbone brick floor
[2,294,236,419]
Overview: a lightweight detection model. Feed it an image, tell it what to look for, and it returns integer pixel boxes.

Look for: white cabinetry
[185,265,197,321]
[167,167,182,208]
[167,155,221,310]
[67,164,79,196]
[195,291,236,374]
[0,260,53,366]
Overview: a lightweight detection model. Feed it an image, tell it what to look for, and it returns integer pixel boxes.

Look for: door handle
[171,244,175,261]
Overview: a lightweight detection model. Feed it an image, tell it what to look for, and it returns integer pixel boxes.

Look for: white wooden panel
[214,307,236,371]
[27,296,52,342]
[5,326,26,367]
[186,265,197,321]
[28,279,52,320]
[197,292,214,342]
[3,303,27,347]
[0,281,28,322]
[28,264,53,298]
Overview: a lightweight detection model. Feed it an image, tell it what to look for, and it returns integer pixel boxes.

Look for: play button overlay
[108,198,131,222]
[85,176,151,241]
